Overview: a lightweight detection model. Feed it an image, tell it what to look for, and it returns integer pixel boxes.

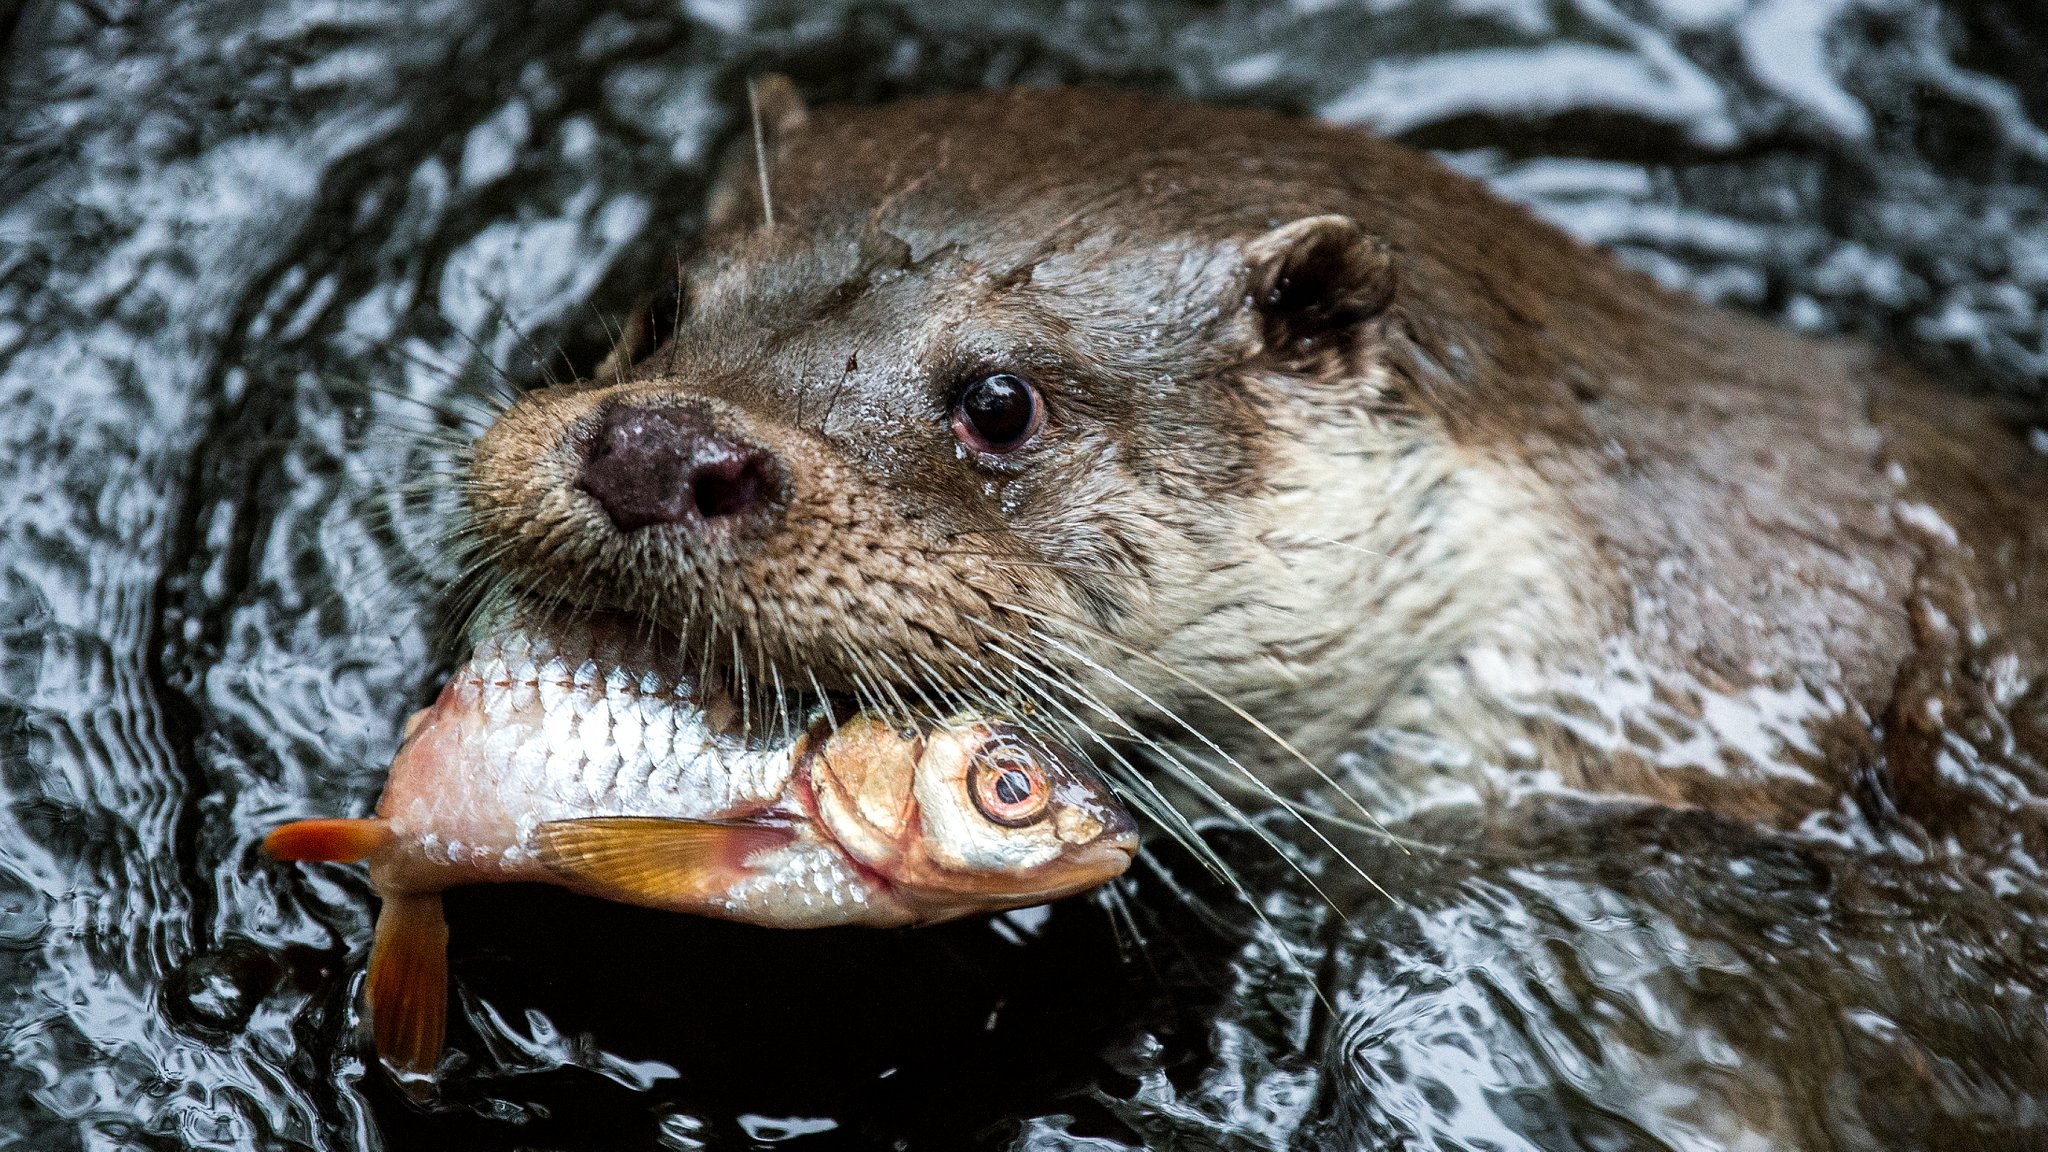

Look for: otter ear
[1241,214,1397,365]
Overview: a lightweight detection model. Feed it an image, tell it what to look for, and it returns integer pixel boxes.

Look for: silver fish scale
[610,704,645,782]
[638,700,674,783]
[535,658,570,713]
[470,653,508,692]
[577,700,618,804]
[471,625,793,824]
[713,841,874,918]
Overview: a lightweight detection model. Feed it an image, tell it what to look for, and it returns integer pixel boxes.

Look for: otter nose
[579,405,778,531]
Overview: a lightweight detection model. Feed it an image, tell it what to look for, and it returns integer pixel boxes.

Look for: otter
[464,83,2048,834]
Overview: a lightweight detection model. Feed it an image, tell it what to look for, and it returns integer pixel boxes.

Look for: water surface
[2,1,2045,1148]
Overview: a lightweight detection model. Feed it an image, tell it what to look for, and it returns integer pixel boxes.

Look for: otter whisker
[330,331,524,412]
[997,599,1406,852]
[765,659,796,746]
[973,639,1234,880]
[327,420,484,455]
[829,645,888,727]
[751,640,795,746]
[350,502,481,554]
[953,629,1232,860]
[747,74,776,231]
[1093,881,1150,966]
[446,541,554,638]
[587,302,634,389]
[314,498,510,634]
[1155,736,1444,857]
[1037,657,1395,909]
[740,618,771,735]
[975,629,1354,912]
[984,613,1397,903]
[320,374,505,430]
[695,621,723,704]
[549,544,607,639]
[847,644,920,730]
[875,648,951,729]
[661,251,688,379]
[1130,845,1237,937]
[977,634,1339,1007]
[630,569,668,658]
[454,278,584,394]
[803,666,840,738]
[816,338,863,431]
[360,500,479,550]
[839,642,901,722]
[415,537,516,608]
[737,623,770,737]
[1293,532,1388,560]
[906,650,1017,726]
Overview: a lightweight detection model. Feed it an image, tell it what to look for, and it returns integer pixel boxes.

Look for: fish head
[807,716,1139,921]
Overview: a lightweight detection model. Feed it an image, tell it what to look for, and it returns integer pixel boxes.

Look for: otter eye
[952,372,1041,454]
[969,743,1052,827]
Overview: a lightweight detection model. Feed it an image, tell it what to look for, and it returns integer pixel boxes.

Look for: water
[2,1,2044,1148]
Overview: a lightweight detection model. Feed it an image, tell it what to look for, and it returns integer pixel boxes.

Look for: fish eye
[951,372,1041,454]
[968,741,1051,827]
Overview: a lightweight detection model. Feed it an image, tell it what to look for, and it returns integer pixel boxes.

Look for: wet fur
[467,88,2048,829]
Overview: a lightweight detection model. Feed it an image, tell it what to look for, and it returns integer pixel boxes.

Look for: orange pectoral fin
[367,891,449,1077]
[265,818,394,863]
[533,817,795,910]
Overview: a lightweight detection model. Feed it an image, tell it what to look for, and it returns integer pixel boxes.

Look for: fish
[264,612,1139,1074]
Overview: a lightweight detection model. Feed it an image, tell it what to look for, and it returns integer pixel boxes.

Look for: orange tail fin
[367,891,449,1077]
[264,818,393,863]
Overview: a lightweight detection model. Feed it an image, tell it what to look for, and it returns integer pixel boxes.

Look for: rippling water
[2,1,2044,1148]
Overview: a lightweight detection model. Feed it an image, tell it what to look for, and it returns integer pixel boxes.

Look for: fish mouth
[891,840,1138,925]
[1058,839,1142,887]
[991,840,1141,908]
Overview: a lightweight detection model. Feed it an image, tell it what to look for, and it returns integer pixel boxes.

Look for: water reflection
[1,0,2043,1148]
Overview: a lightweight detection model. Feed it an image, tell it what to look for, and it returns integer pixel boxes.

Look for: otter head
[466,85,1575,778]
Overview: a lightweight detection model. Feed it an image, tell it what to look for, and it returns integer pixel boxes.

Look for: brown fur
[468,88,2048,829]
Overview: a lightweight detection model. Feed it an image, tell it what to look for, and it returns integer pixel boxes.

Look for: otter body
[468,87,2047,830]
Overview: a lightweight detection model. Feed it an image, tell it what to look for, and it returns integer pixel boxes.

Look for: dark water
[3,1,2046,1148]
